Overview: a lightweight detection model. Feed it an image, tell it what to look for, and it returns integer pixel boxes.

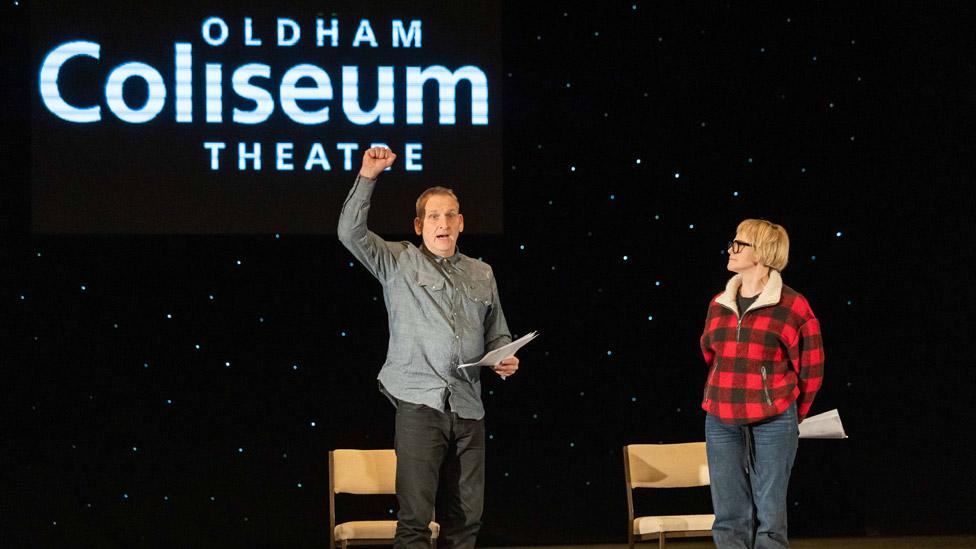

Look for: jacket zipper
[737,304,772,406]
[710,309,743,405]
[706,365,718,401]
[760,365,773,406]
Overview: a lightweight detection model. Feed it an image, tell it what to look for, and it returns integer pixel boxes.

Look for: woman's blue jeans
[705,403,799,549]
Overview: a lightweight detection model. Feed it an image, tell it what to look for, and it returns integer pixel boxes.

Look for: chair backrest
[330,449,397,495]
[624,442,710,489]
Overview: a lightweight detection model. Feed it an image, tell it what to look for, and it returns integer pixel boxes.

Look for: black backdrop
[4,2,976,547]
[29,1,504,234]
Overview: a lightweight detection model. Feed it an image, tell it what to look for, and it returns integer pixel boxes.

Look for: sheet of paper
[798,409,848,439]
[457,331,539,371]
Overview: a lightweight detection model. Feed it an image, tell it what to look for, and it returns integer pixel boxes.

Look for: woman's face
[727,232,759,273]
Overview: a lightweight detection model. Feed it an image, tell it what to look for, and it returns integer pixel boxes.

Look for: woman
[700,219,825,548]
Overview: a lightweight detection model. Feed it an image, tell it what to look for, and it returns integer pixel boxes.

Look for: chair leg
[340,541,347,549]
[431,537,437,549]
[658,532,665,549]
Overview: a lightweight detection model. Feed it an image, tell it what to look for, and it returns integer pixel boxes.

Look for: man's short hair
[736,218,790,272]
[415,186,460,219]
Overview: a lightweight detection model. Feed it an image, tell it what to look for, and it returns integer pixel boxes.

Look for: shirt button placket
[451,271,461,365]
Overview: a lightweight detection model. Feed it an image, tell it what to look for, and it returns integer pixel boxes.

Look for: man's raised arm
[337,147,401,282]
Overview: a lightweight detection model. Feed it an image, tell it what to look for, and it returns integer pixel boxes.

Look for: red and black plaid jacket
[700,270,824,425]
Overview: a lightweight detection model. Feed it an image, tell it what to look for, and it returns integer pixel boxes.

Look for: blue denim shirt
[338,175,512,420]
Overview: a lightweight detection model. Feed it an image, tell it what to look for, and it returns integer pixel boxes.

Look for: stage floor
[482,537,976,549]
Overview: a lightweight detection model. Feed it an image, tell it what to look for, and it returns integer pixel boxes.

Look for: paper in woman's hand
[798,409,848,439]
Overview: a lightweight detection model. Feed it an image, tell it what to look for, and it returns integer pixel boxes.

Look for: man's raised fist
[359,147,397,179]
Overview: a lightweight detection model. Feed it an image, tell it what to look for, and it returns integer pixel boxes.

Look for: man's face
[414,194,464,257]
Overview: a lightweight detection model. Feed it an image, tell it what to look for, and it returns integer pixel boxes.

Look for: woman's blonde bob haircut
[736,219,790,272]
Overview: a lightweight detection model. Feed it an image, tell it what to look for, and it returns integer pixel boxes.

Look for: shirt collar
[421,244,465,269]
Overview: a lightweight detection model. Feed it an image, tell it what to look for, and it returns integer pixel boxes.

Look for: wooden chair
[329,449,439,549]
[623,442,715,548]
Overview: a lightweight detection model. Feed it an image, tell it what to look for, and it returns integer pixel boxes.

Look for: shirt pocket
[461,280,492,308]
[416,273,446,292]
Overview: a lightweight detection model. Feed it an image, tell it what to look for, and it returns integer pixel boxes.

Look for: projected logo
[31,4,502,233]
[39,17,489,172]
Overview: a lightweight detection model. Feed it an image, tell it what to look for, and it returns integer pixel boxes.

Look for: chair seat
[633,514,714,535]
[335,520,440,541]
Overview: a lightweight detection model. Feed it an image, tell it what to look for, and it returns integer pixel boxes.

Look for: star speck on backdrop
[4,2,976,547]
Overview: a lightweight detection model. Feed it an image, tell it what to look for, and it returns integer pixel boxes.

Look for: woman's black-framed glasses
[727,240,753,254]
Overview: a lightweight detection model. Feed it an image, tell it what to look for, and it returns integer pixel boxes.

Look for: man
[337,146,519,549]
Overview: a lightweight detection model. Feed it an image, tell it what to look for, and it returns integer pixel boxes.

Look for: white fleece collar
[714,269,783,316]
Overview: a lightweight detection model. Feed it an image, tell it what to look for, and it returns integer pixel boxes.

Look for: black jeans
[393,400,485,549]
